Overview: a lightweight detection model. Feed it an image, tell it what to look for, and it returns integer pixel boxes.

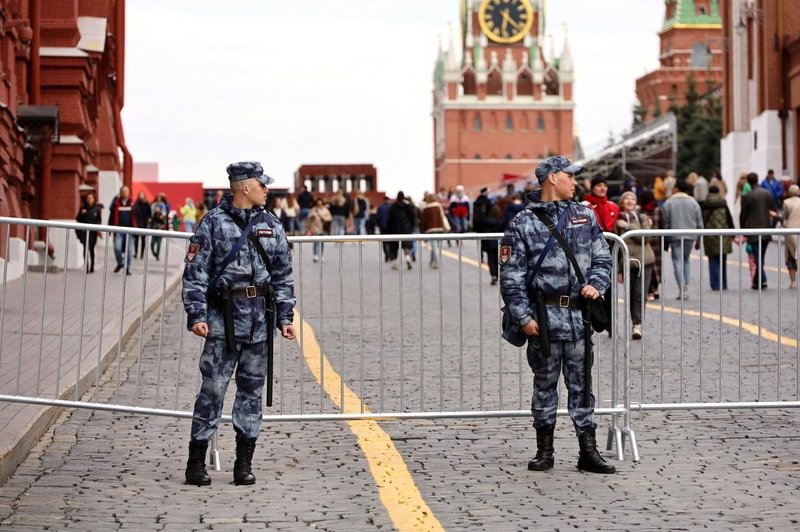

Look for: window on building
[473,113,482,131]
[536,113,545,132]
[691,42,711,68]
[506,154,513,160]
[474,154,482,159]
[505,113,513,131]
[487,69,503,96]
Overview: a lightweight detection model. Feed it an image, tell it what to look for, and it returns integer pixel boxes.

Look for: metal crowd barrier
[620,228,800,417]
[0,217,635,466]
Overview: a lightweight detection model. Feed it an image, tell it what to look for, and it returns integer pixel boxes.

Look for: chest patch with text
[256,229,274,237]
[569,216,589,227]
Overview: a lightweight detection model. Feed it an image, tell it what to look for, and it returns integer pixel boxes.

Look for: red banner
[502,173,521,183]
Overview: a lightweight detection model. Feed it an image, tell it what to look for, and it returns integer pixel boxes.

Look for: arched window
[536,113,545,132]
[487,69,503,96]
[462,70,477,95]
[517,72,533,96]
[505,113,513,131]
[473,112,482,131]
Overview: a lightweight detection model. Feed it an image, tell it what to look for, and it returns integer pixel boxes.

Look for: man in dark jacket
[132,192,152,260]
[741,172,777,289]
[387,191,416,269]
[108,185,135,275]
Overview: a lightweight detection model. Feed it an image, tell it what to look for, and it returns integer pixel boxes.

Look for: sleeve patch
[186,243,199,262]
[500,245,511,264]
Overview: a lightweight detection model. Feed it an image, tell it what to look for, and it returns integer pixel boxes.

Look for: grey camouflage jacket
[182,194,295,343]
[499,195,611,341]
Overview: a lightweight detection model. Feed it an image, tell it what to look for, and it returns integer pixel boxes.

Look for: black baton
[266,293,275,407]
[582,306,594,408]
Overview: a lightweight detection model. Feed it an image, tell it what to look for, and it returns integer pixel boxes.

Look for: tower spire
[559,22,574,82]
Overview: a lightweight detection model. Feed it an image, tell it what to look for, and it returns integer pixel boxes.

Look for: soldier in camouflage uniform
[182,161,296,486]
[500,156,616,474]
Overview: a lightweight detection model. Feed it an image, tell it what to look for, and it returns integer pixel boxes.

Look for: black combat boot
[185,439,212,486]
[527,425,555,471]
[577,429,616,474]
[233,437,257,485]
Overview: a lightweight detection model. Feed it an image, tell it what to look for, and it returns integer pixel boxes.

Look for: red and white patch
[570,216,589,226]
[185,243,199,262]
[256,229,273,237]
[499,245,511,264]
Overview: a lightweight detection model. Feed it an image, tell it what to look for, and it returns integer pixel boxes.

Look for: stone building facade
[721,0,800,195]
[0,0,130,264]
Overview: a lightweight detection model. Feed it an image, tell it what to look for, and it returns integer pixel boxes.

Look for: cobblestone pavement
[0,238,798,530]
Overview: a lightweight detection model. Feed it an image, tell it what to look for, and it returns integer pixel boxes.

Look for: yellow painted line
[440,247,489,271]
[294,311,444,532]
[646,302,798,349]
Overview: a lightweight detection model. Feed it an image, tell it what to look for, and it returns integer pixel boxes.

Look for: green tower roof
[663,0,721,30]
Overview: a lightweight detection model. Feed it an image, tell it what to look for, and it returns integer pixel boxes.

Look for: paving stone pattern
[0,238,798,530]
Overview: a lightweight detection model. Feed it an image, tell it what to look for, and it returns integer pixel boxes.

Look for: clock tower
[433,0,576,195]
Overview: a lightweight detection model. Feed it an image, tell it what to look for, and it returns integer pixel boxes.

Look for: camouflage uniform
[183,166,295,442]
[500,193,611,434]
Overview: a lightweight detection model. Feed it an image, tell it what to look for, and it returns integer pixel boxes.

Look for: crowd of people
[76,169,800,304]
[575,168,800,340]
[75,188,211,273]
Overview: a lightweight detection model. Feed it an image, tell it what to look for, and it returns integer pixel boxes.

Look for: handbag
[531,210,611,333]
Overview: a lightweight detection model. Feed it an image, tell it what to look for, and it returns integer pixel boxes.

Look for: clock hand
[507,17,523,31]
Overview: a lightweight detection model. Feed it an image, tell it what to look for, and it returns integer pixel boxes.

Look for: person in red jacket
[581,175,620,232]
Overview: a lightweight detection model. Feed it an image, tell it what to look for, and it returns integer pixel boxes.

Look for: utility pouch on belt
[532,290,551,357]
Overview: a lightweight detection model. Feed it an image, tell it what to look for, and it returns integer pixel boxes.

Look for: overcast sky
[122,1,663,198]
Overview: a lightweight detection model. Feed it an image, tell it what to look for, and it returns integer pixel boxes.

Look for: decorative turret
[559,24,574,84]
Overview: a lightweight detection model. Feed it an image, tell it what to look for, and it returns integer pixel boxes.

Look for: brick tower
[636,0,723,123]
[433,0,575,195]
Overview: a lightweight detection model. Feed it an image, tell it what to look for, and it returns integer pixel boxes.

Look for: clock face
[478,0,534,44]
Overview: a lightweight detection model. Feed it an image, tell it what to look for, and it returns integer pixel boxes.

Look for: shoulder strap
[216,215,261,276]
[228,212,274,277]
[531,208,587,286]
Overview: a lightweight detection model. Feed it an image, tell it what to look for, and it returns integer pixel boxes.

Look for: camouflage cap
[534,156,584,183]
[226,161,275,186]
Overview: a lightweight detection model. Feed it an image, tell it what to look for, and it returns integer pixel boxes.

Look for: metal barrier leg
[623,427,640,462]
[209,430,221,471]
[613,425,625,461]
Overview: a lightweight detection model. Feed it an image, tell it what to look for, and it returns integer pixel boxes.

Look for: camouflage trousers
[190,339,269,442]
[526,337,596,434]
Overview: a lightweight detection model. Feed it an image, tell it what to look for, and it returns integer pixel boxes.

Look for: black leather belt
[208,285,272,307]
[542,295,580,309]
[229,285,271,299]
